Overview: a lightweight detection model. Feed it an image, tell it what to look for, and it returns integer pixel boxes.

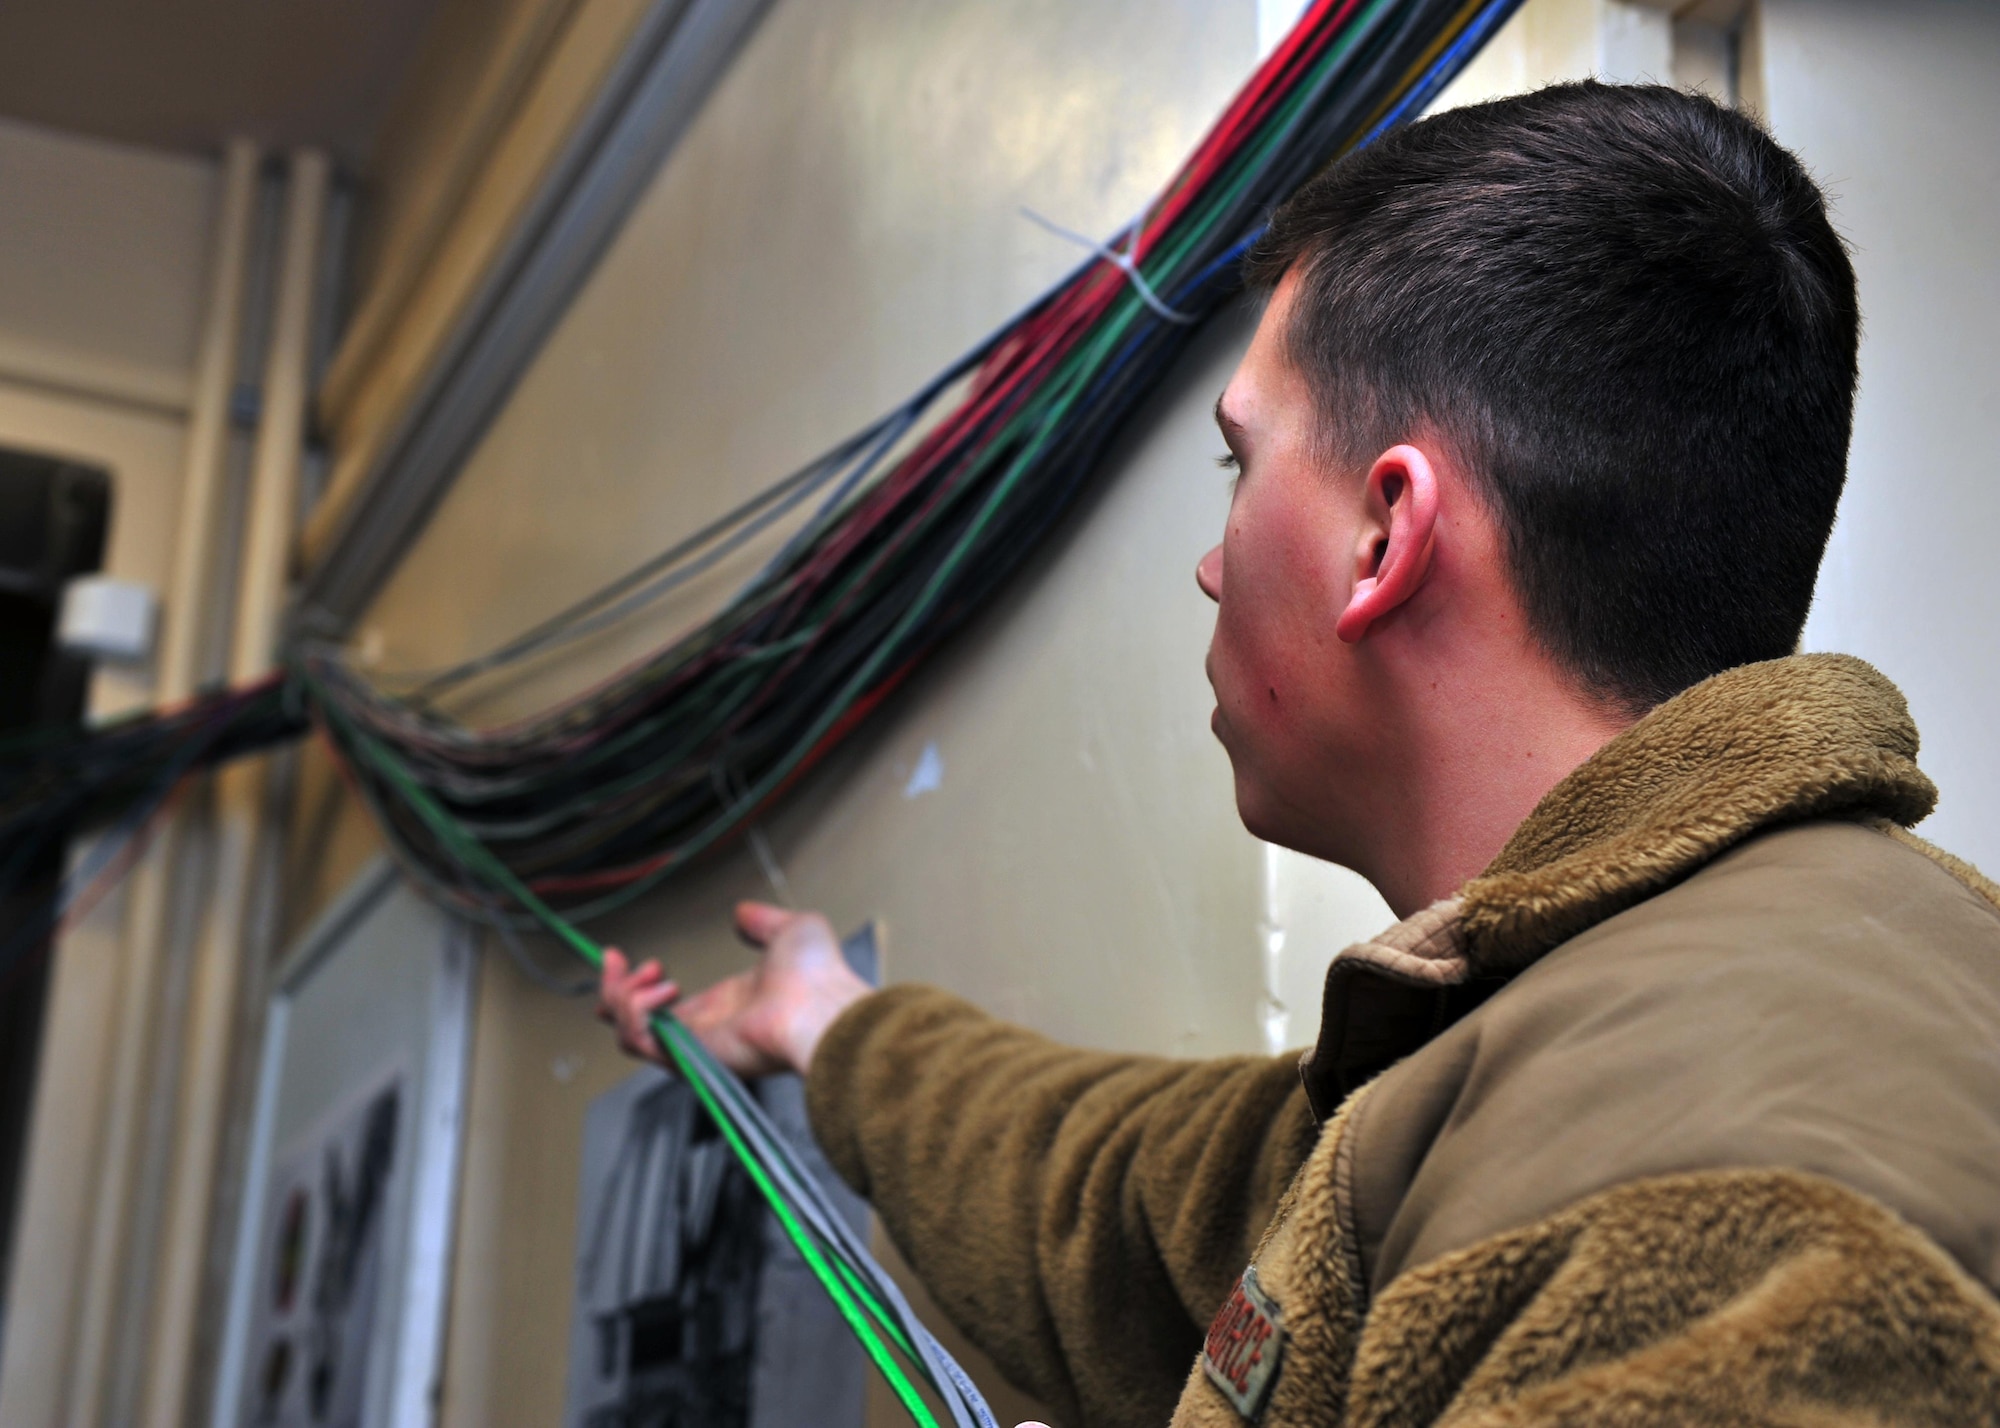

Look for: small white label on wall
[57,575,158,663]
[903,742,944,799]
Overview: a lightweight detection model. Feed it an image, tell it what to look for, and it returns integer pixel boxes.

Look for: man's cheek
[1221,616,1285,720]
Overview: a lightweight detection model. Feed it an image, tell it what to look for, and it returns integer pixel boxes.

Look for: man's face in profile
[1197,275,1386,862]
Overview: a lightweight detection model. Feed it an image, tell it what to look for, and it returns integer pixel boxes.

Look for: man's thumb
[734,899,791,946]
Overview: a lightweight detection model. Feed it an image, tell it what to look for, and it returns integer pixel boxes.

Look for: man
[601,83,2000,1426]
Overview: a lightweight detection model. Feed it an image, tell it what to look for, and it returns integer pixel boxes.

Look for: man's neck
[1362,675,1633,918]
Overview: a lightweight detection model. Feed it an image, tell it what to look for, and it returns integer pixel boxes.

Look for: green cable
[652,1019,942,1421]
[312,691,950,1428]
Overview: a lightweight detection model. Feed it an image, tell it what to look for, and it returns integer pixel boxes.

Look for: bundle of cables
[0,0,1520,1421]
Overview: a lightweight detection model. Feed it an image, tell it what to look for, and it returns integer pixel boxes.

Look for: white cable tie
[712,761,794,905]
[1019,207,1198,325]
[747,824,793,905]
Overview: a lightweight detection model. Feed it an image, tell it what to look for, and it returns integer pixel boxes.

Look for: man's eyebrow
[1214,395,1245,439]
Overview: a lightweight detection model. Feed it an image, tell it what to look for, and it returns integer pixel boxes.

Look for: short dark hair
[1245,82,1858,713]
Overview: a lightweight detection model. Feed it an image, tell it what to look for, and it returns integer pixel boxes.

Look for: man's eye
[1215,451,1240,473]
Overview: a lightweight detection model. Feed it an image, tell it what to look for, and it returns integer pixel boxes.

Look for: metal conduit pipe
[140,147,329,1428]
[62,136,263,1428]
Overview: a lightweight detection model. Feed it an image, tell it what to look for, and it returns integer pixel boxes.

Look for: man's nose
[1195,543,1223,603]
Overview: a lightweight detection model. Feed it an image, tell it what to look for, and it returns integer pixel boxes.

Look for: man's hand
[596,901,873,1077]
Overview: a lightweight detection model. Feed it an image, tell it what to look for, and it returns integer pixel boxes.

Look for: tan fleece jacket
[806,655,2000,1427]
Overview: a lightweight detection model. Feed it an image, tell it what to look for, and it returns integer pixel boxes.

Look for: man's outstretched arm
[599,902,1318,1428]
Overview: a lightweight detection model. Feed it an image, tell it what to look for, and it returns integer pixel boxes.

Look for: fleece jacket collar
[1298,653,1937,1119]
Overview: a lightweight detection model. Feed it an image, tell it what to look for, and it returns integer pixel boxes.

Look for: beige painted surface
[304,0,657,563]
[334,0,585,411]
[0,116,216,414]
[326,2,1262,1420]
[0,0,441,167]
[354,0,1267,1019]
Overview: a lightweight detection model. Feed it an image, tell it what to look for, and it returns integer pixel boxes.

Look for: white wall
[1772,0,2000,874]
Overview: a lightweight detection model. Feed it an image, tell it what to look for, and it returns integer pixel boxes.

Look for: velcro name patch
[1202,1263,1286,1419]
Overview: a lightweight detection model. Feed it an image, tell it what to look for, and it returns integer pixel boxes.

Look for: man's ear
[1335,444,1440,644]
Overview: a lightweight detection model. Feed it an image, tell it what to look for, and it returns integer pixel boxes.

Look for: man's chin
[1233,782,1346,865]
[1232,783,1284,847]
[1216,725,1312,846]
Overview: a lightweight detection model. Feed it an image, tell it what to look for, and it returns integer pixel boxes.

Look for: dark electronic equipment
[0,446,109,1313]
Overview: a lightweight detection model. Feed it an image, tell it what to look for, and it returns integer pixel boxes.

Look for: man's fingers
[599,950,663,1005]
[734,899,792,948]
[618,987,676,1038]
[601,950,663,992]
[602,910,859,1079]
[598,949,631,990]
[601,953,683,1062]
[616,1002,665,1059]
[673,981,725,1030]
[631,979,680,1014]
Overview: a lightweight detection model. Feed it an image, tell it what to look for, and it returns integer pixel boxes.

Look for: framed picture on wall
[211,860,478,1428]
[239,1064,407,1426]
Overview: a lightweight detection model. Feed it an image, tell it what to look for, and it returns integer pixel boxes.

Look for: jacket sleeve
[806,984,1319,1428]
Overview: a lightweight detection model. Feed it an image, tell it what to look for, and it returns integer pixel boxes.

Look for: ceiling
[0,0,449,171]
